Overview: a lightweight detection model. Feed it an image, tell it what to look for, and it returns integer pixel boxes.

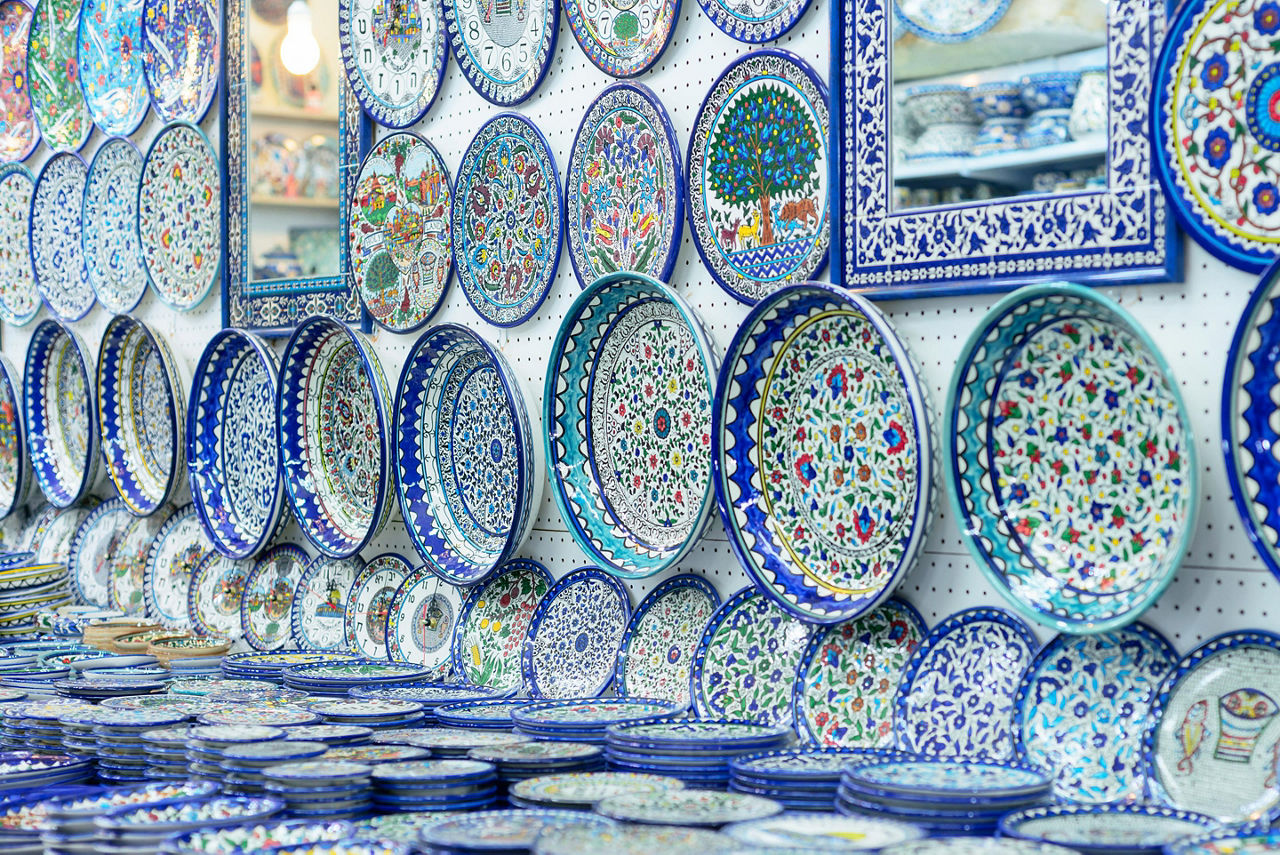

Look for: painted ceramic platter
[291,554,362,652]
[442,0,555,105]
[534,825,741,855]
[724,814,925,850]
[108,504,174,615]
[345,552,411,660]
[946,282,1197,634]
[143,503,211,627]
[614,574,719,706]
[0,0,38,162]
[1169,830,1280,855]
[188,550,252,637]
[452,113,561,328]
[76,0,148,135]
[81,137,147,313]
[34,501,91,566]
[241,543,311,650]
[597,790,781,827]
[186,329,287,561]
[26,0,91,151]
[547,273,717,579]
[522,567,631,699]
[892,0,1009,43]
[385,564,464,674]
[422,810,613,851]
[453,558,553,690]
[141,0,217,122]
[999,804,1221,852]
[0,358,28,524]
[566,83,682,289]
[511,771,683,807]
[394,324,537,585]
[881,842,1082,855]
[698,0,809,41]
[893,607,1036,761]
[338,0,445,127]
[714,282,934,623]
[22,320,99,508]
[137,121,222,310]
[564,0,676,76]
[30,152,95,320]
[687,50,829,305]
[848,757,1052,798]
[0,164,39,324]
[67,500,130,605]
[349,132,452,333]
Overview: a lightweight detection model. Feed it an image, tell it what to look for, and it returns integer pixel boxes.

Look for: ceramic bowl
[1069,66,1108,139]
[973,118,1025,156]
[0,356,31,520]
[903,84,977,129]
[970,82,1028,121]
[907,123,979,160]
[1020,110,1073,149]
[22,320,99,508]
[1021,71,1082,112]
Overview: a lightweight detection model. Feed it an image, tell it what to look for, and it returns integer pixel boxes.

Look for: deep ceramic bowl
[970,81,1027,121]
[1021,71,1082,112]
[907,123,979,160]
[903,84,978,128]
[1020,109,1073,149]
[22,320,99,508]
[973,118,1025,156]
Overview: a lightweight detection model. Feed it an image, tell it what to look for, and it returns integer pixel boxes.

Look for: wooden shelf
[894,135,1106,184]
[249,194,341,210]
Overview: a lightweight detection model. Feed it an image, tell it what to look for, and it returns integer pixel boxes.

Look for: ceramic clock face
[343,0,446,127]
[444,0,556,105]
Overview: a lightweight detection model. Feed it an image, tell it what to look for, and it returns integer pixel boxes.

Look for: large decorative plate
[1016,623,1177,805]
[137,121,222,310]
[0,356,29,520]
[241,542,310,650]
[339,0,445,128]
[1145,630,1280,821]
[563,0,676,76]
[144,503,211,627]
[793,599,926,747]
[385,564,464,673]
[999,804,1221,852]
[30,152,94,321]
[614,573,719,706]
[345,552,412,660]
[108,504,174,614]
[0,164,39,324]
[892,0,1009,43]
[291,554,362,651]
[68,498,135,607]
[547,273,717,579]
[75,0,148,135]
[691,586,812,726]
[34,501,90,571]
[349,132,452,332]
[26,0,91,151]
[725,814,925,850]
[687,50,828,305]
[453,558,553,690]
[566,83,682,289]
[1169,829,1280,855]
[96,315,185,516]
[0,0,37,162]
[452,112,561,328]
[188,550,252,637]
[23,320,98,508]
[421,810,614,852]
[278,315,393,559]
[395,324,537,586]
[141,0,217,122]
[442,0,555,105]
[521,567,632,699]
[697,0,808,41]
[82,137,147,313]
[186,329,287,561]
[596,790,782,827]
[714,282,934,623]
[893,607,1036,760]
[946,282,1197,634]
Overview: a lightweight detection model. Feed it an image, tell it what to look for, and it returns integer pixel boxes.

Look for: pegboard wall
[1,0,1269,662]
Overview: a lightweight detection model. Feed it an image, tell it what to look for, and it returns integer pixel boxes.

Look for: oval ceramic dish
[344,552,412,661]
[0,163,41,325]
[613,573,719,707]
[22,320,99,507]
[26,0,91,152]
[521,566,631,699]
[140,0,218,123]
[452,558,553,690]
[241,543,311,651]
[0,355,30,520]
[291,554,362,652]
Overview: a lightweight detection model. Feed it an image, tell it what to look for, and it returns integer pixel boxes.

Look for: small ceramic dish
[22,320,99,507]
[970,81,1027,120]
[1020,110,1072,150]
[903,84,977,128]
[1021,71,1082,112]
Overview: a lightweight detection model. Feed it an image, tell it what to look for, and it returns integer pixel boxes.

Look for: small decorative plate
[26,0,91,151]
[75,0,148,135]
[108,505,174,615]
[724,813,925,850]
[999,804,1222,852]
[442,0,555,105]
[97,315,186,516]
[22,320,99,508]
[241,543,311,651]
[0,1,37,162]
[30,152,94,320]
[278,315,393,559]
[881,841,1085,855]
[566,83,682,289]
[452,113,561,328]
[714,283,934,623]
[422,810,613,850]
[141,0,218,122]
[521,567,631,699]
[68,501,135,606]
[137,121,222,310]
[338,0,445,127]
[687,50,829,304]
[82,137,147,313]
[453,558,553,690]
[946,282,1197,634]
[692,587,812,727]
[894,607,1036,760]
[186,329,287,561]
[345,552,411,660]
[1169,829,1280,855]
[614,574,719,706]
[547,273,717,579]
[564,0,676,77]
[0,356,29,520]
[847,757,1052,798]
[596,789,782,827]
[188,550,252,637]
[143,504,211,628]
[697,0,809,41]
[349,132,452,332]
[511,772,682,806]
[385,564,463,673]
[291,554,362,652]
[0,164,39,324]
[534,825,745,855]
[892,0,1009,43]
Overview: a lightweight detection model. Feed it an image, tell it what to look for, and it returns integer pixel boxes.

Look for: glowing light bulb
[280,0,319,76]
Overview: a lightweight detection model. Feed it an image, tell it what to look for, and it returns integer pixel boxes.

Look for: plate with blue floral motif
[27,0,91,152]
[141,0,218,122]
[0,1,38,163]
[0,356,30,521]
[339,0,445,128]
[68,500,134,606]
[385,564,463,675]
[847,757,1052,800]
[82,138,148,313]
[76,0,148,135]
[723,814,924,850]
[522,568,631,700]
[30,152,94,320]
[345,552,411,660]
[0,164,39,325]
[291,554,362,652]
[442,0,556,105]
[241,543,311,651]
[998,804,1221,852]
[422,809,614,851]
[143,503,212,628]
[564,0,677,76]
[108,505,175,615]
[23,320,99,508]
[188,551,252,637]
[697,0,810,42]
[614,574,719,707]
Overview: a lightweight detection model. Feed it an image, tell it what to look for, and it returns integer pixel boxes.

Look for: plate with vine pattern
[188,550,252,637]
[522,567,631,699]
[22,320,99,508]
[143,503,211,628]
[75,0,148,135]
[30,152,94,320]
[0,164,39,325]
[108,504,174,616]
[385,564,463,675]
[241,543,310,651]
[452,558,553,691]
[82,138,147,313]
[291,554,362,652]
[613,573,718,707]
[345,552,411,660]
[141,0,218,122]
[26,0,91,151]
[0,1,38,162]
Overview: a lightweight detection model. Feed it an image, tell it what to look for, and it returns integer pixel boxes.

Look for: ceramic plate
[1000,804,1221,851]
[385,564,464,673]
[687,50,829,304]
[452,113,561,327]
[137,121,222,310]
[186,328,287,561]
[422,810,613,849]
[892,0,1009,43]
[108,504,174,615]
[547,273,717,579]
[76,0,148,134]
[144,503,211,628]
[512,772,682,806]
[278,315,393,559]
[339,0,444,127]
[715,283,934,623]
[22,320,98,508]
[566,83,682,289]
[724,813,925,850]
[241,543,311,651]
[141,0,217,122]
[0,1,37,162]
[67,500,132,605]
[453,558,552,690]
[442,0,555,105]
[848,757,1051,797]
[0,356,29,520]
[345,552,411,660]
[534,825,745,855]
[0,164,39,324]
[26,0,90,151]
[291,554,361,652]
[188,550,252,637]
[1169,830,1280,855]
[881,842,1082,855]
[946,282,1196,634]
[30,152,94,320]
[614,574,719,706]
[349,132,452,332]
[596,790,781,827]
[522,567,631,699]
[81,138,147,313]
[563,0,675,76]
[35,501,91,567]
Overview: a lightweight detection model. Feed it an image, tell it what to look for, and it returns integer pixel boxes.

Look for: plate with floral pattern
[68,500,132,606]
[714,283,934,623]
[999,804,1221,852]
[26,0,91,151]
[141,0,218,122]
[23,320,99,508]
[614,574,719,706]
[892,0,1009,43]
[82,137,148,313]
[0,1,38,162]
[344,552,410,660]
[847,757,1052,799]
[1169,829,1280,855]
[881,841,1081,855]
[291,554,361,652]
[385,564,464,674]
[563,0,676,76]
[511,772,683,807]
[0,163,39,324]
[596,789,781,827]
[142,503,211,627]
[724,813,925,850]
[30,152,94,320]
[75,0,148,135]
[0,356,29,520]
[547,273,718,580]
[339,0,445,127]
[453,558,553,690]
[241,543,311,651]
[188,550,252,637]
[442,0,555,105]
[108,504,174,615]
[945,282,1197,634]
[697,0,809,41]
[521,567,631,699]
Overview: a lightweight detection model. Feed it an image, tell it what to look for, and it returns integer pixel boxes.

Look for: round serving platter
[188,550,252,637]
[241,543,310,651]
[67,498,132,606]
[81,137,148,313]
[614,573,719,707]
[0,0,38,163]
[0,163,40,325]
[385,564,463,675]
[76,0,148,135]
[109,504,174,615]
[144,503,212,628]
[522,567,631,699]
[26,0,91,152]
[22,320,99,508]
[452,558,552,690]
[999,803,1221,853]
[338,0,445,128]
[141,0,219,122]
[291,554,361,652]
[344,552,411,661]
[30,151,94,320]
[442,0,556,105]
[0,356,30,520]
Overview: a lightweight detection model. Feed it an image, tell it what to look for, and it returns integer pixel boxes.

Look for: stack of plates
[169,678,276,697]
[281,662,433,696]
[308,699,427,730]
[205,687,312,706]
[86,710,190,783]
[140,726,194,780]
[0,665,71,695]
[219,740,329,796]
[374,728,532,759]
[166,656,224,677]
[369,759,500,812]
[0,751,93,791]
[512,700,685,745]
[35,781,219,855]
[507,772,683,811]
[348,682,510,725]
[186,724,287,782]
[196,706,323,728]
[158,818,354,854]
[260,761,375,821]
[0,561,74,635]
[0,700,91,749]
[419,809,617,855]
[320,744,431,765]
[221,652,359,683]
[94,795,285,853]
[54,678,166,701]
[998,804,1223,855]
[604,720,795,788]
[282,725,374,747]
[468,742,606,793]
[435,699,532,731]
[730,748,901,811]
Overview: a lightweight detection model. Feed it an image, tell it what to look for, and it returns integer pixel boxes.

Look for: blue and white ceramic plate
[241,543,311,651]
[452,558,553,690]
[847,757,1052,799]
[723,813,924,850]
[345,552,411,661]
[188,550,252,637]
[442,0,555,105]
[68,500,132,606]
[141,0,218,122]
[279,316,392,559]
[0,164,41,325]
[998,804,1221,853]
[109,504,173,614]
[697,0,809,41]
[714,282,934,623]
[22,320,98,508]
[564,0,676,76]
[186,329,287,561]
[338,0,445,127]
[30,152,94,321]
[291,554,362,652]
[385,564,463,675]
[81,137,147,314]
[75,0,148,135]
[143,503,211,627]
[452,113,561,328]
[547,273,717,580]
[394,324,537,585]
[422,809,614,850]
[880,839,1082,855]
[892,0,1009,43]
[0,355,30,521]
[614,574,718,707]
[1169,829,1280,855]
[596,790,780,827]
[522,567,631,700]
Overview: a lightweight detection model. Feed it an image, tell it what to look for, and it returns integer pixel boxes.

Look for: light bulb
[280,0,320,76]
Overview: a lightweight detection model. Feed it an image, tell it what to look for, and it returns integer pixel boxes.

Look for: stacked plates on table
[39,782,220,855]
[282,725,375,746]
[218,740,329,796]
[83,710,190,783]
[468,742,606,803]
[348,682,511,725]
[507,772,683,811]
[168,678,276,697]
[0,751,93,791]
[604,720,795,788]
[419,809,617,855]
[512,699,685,745]
[280,661,433,697]
[374,727,533,758]
[260,761,375,821]
[0,665,71,695]
[94,795,285,854]
[158,818,354,854]
[187,724,287,782]
[221,652,360,683]
[370,759,500,812]
[321,744,431,765]
[165,656,224,677]
[1,700,91,749]
[55,678,166,701]
[139,726,194,780]
[0,562,74,635]
[205,687,312,707]
[307,699,427,730]
[998,803,1223,855]
[730,747,905,812]
[196,706,322,728]
[435,699,532,731]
